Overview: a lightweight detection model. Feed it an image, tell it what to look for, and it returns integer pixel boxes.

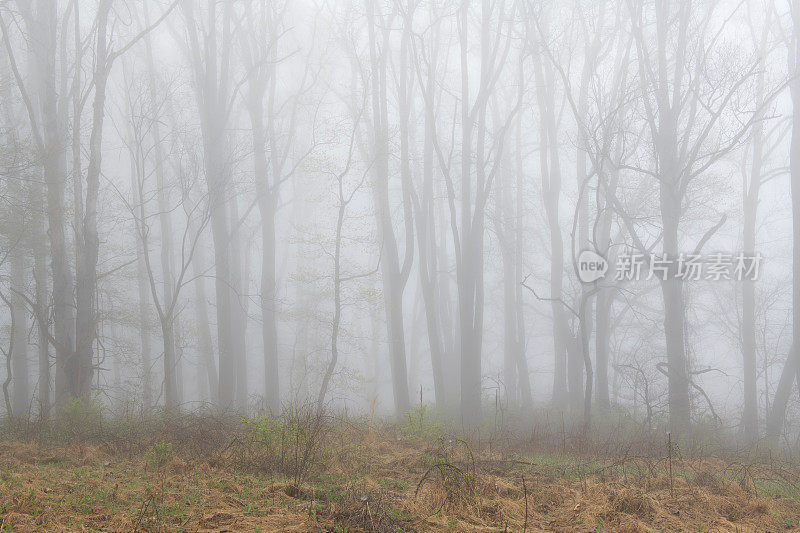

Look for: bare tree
[624,0,778,431]
[1,1,74,407]
[180,0,240,409]
[239,0,317,412]
[405,0,453,408]
[120,89,211,411]
[738,1,782,442]
[317,110,371,408]
[493,66,533,409]
[530,27,571,411]
[364,0,412,416]
[1,288,16,418]
[767,1,800,440]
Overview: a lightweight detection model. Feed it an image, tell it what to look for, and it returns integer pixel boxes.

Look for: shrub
[55,395,104,439]
[401,405,443,440]
[144,441,173,469]
[240,403,329,484]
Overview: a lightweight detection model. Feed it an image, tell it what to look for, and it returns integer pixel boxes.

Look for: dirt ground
[0,423,799,532]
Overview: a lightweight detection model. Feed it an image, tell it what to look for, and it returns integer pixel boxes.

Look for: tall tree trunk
[32,234,50,416]
[767,9,800,438]
[183,0,236,409]
[21,0,74,407]
[175,322,184,405]
[636,0,696,433]
[369,294,381,404]
[593,162,622,411]
[229,196,248,411]
[437,187,459,403]
[160,316,178,411]
[513,104,533,409]
[259,193,279,411]
[397,6,421,408]
[742,174,760,441]
[191,246,219,404]
[533,47,569,410]
[11,254,29,415]
[497,116,517,406]
[413,13,446,409]
[595,289,612,407]
[143,1,179,412]
[266,103,281,410]
[496,102,531,409]
[74,0,113,400]
[366,0,411,417]
[244,68,280,411]
[571,2,606,416]
[455,0,509,427]
[660,192,691,431]
[741,17,769,441]
[135,228,153,413]
[207,112,234,410]
[317,187,346,408]
[591,4,628,410]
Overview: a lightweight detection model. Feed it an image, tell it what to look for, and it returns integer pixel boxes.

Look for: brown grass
[0,421,799,532]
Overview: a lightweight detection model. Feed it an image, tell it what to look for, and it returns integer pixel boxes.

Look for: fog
[0,0,798,445]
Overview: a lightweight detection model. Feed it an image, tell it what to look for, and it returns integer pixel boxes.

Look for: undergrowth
[1,403,800,532]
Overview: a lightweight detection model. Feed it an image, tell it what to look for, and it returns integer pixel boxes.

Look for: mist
[1,0,798,432]
[0,0,798,434]
[1,0,800,529]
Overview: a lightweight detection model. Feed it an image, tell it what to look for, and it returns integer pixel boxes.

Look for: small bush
[239,404,329,484]
[400,406,443,440]
[144,441,173,469]
[414,436,478,514]
[56,396,103,438]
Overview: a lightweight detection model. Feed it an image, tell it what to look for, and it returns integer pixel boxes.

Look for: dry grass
[0,418,799,532]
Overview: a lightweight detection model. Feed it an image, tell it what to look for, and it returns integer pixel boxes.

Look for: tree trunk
[74,0,112,401]
[741,195,759,441]
[228,196,248,411]
[595,289,612,407]
[767,13,800,438]
[318,194,346,408]
[11,254,29,415]
[660,171,691,431]
[366,0,411,417]
[497,108,532,409]
[135,230,153,413]
[260,194,279,411]
[182,0,235,410]
[512,89,533,409]
[572,3,605,416]
[191,246,219,404]
[411,12,446,408]
[160,316,178,411]
[243,57,280,411]
[22,0,74,407]
[497,124,517,406]
[741,19,769,441]
[437,187,459,403]
[32,234,50,416]
[143,1,179,413]
[533,48,569,410]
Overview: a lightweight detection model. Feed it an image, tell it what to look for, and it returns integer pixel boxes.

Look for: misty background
[0,0,799,445]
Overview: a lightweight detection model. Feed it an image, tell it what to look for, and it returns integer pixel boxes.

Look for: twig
[522,474,528,533]
[667,432,674,499]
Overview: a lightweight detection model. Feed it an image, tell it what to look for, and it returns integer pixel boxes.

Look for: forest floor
[1,412,800,532]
